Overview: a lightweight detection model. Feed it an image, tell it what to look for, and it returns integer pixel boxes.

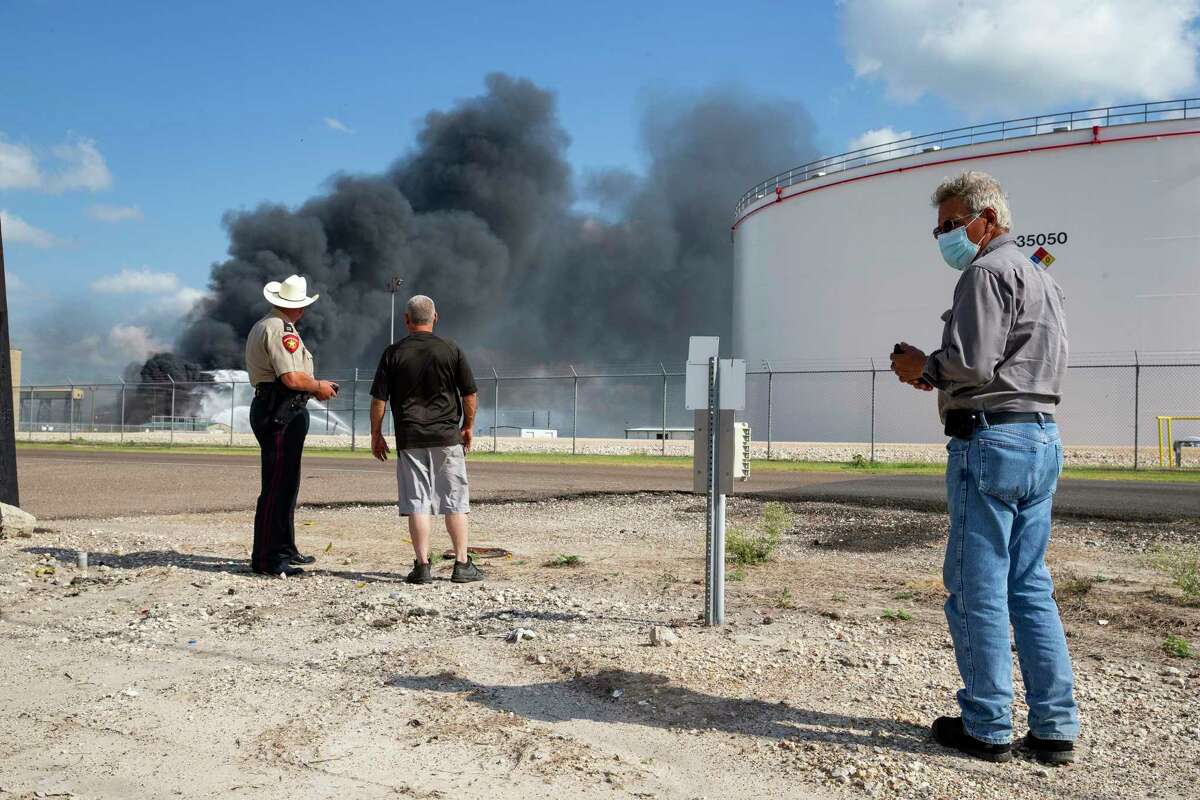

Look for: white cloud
[0,137,41,189]
[841,1,1200,111]
[167,287,207,314]
[848,126,914,154]
[0,133,114,193]
[45,137,112,193]
[108,324,166,362]
[0,209,59,248]
[87,204,143,223]
[323,117,354,134]
[91,267,180,294]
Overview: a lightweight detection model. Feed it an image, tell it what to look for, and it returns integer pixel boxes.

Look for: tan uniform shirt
[245,308,315,386]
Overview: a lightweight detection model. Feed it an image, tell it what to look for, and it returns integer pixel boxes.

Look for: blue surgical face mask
[937,214,981,271]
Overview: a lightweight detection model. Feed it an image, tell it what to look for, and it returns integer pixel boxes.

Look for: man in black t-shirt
[369,295,483,584]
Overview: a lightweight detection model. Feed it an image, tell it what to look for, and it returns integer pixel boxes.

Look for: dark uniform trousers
[250,394,310,568]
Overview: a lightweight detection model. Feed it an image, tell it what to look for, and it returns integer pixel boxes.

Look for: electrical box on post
[694,412,751,493]
[731,422,752,480]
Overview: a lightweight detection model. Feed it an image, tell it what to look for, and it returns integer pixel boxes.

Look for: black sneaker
[252,563,304,578]
[286,553,317,566]
[1020,732,1075,765]
[931,716,1013,763]
[451,557,485,584]
[405,560,433,585]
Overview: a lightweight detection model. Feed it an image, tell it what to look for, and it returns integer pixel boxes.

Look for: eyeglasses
[932,212,980,240]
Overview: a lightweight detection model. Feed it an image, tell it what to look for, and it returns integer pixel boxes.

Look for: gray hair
[931,171,1012,230]
[406,295,436,325]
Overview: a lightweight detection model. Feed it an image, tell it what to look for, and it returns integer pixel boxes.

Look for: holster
[944,409,978,439]
[258,382,310,427]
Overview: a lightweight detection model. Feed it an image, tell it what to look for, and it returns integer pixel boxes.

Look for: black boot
[451,556,485,583]
[931,716,1012,763]
[1020,732,1075,765]
[405,560,433,585]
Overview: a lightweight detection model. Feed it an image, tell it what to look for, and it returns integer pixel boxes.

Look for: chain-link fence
[14,351,1200,468]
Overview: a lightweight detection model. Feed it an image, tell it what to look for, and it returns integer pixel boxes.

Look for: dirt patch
[1,494,1198,799]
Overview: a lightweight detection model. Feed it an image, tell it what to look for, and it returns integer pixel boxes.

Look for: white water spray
[198,369,352,435]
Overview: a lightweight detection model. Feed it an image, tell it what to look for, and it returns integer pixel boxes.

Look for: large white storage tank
[731,102,1200,447]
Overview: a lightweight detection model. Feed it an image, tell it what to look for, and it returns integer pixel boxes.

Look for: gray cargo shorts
[395,444,470,516]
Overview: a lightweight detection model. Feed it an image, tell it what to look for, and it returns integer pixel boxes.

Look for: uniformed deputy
[244,274,339,577]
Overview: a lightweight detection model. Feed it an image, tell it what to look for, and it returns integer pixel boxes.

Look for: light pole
[388,276,405,344]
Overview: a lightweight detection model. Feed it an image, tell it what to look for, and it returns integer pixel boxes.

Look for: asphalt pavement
[14,447,1199,521]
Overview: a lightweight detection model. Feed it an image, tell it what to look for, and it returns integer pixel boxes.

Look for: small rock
[885,654,901,667]
[406,606,440,619]
[0,503,36,538]
[610,689,624,699]
[122,688,139,698]
[506,628,536,643]
[535,654,548,665]
[761,616,774,625]
[649,626,678,647]
[1161,666,1183,676]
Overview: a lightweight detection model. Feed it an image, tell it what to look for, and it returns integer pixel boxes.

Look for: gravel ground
[19,431,1172,468]
[2,495,1198,799]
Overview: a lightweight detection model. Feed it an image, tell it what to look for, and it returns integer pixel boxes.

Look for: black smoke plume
[122,352,214,424]
[170,74,816,372]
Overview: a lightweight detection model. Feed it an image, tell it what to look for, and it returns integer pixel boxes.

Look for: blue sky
[5,0,1199,380]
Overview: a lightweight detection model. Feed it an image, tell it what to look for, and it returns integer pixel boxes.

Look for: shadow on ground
[24,546,406,584]
[389,669,936,757]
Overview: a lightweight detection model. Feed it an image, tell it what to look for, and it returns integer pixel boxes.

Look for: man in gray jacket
[891,171,1078,765]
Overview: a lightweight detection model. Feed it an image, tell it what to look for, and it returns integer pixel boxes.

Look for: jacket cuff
[921,353,944,389]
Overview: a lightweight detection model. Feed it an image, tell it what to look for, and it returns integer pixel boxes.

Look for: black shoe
[1020,732,1075,765]
[405,561,433,585]
[286,553,317,565]
[252,563,305,578]
[931,716,1013,763]
[451,556,485,584]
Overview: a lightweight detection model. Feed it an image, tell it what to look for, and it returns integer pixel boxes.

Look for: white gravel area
[1,494,1197,798]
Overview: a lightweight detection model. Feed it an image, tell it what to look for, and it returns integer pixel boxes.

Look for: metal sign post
[686,337,746,627]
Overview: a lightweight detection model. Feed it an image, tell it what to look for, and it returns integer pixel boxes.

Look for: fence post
[350,368,358,452]
[571,365,578,455]
[27,385,34,442]
[765,362,773,461]
[168,376,176,448]
[660,362,668,456]
[1133,351,1141,470]
[492,368,499,453]
[870,359,877,464]
[229,381,236,447]
[68,380,74,443]
[120,380,126,444]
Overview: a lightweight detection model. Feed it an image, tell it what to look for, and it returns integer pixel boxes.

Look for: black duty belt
[945,410,1056,439]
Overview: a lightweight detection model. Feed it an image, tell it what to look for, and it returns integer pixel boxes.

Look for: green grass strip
[17,439,1200,483]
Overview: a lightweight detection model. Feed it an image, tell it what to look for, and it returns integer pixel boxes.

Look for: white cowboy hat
[263,274,319,309]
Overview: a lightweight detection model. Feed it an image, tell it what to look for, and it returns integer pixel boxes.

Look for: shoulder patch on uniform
[283,322,295,332]
[282,333,300,353]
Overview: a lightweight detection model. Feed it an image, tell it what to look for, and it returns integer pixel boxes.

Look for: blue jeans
[944,420,1079,744]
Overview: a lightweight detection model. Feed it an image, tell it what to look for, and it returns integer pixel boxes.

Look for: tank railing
[735,98,1200,217]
